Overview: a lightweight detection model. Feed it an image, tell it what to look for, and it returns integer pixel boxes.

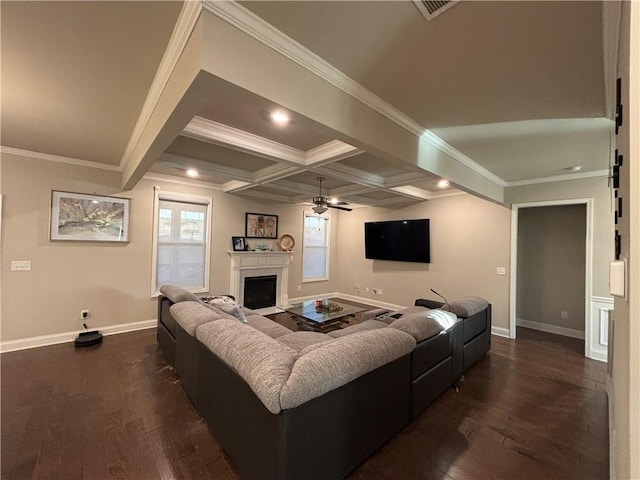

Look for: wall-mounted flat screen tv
[364,219,430,263]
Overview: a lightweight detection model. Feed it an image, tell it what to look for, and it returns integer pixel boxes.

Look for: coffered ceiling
[1,1,615,209]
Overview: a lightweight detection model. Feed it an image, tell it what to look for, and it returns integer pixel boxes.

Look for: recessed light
[270,110,290,126]
[438,179,450,188]
[186,168,199,178]
[564,165,582,173]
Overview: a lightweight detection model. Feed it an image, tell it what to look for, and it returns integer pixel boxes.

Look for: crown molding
[417,130,507,186]
[1,146,121,171]
[429,189,467,199]
[305,140,362,166]
[183,116,306,164]
[203,0,507,189]
[143,172,223,191]
[388,185,432,201]
[158,151,254,182]
[505,169,609,187]
[119,0,203,170]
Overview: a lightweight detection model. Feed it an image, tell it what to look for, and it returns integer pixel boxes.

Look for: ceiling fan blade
[328,205,352,212]
[332,201,349,206]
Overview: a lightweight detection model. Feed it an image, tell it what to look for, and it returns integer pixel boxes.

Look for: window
[302,213,330,281]
[151,189,212,294]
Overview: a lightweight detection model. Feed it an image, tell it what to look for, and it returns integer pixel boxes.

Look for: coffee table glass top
[284,300,364,324]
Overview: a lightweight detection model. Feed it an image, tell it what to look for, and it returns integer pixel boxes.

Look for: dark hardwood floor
[1,324,608,480]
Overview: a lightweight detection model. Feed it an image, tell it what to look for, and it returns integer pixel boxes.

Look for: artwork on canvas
[50,191,130,242]
[245,213,278,239]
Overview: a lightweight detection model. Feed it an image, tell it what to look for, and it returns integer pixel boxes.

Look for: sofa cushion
[246,315,292,338]
[388,310,456,342]
[160,285,200,303]
[170,301,222,336]
[328,319,388,338]
[280,329,416,410]
[197,319,297,414]
[277,331,334,352]
[445,296,489,317]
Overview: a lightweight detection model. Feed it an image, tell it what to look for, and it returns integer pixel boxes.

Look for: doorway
[509,199,595,358]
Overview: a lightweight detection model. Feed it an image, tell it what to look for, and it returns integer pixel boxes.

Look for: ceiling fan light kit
[309,176,352,213]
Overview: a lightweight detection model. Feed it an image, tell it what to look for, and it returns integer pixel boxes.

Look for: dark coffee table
[284,299,364,332]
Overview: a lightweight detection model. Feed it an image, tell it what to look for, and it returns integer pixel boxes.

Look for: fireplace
[244,275,277,310]
[228,251,292,310]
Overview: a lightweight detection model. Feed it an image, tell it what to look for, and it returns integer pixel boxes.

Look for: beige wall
[333,194,512,331]
[517,205,586,332]
[0,153,343,342]
[1,152,511,341]
[505,176,614,298]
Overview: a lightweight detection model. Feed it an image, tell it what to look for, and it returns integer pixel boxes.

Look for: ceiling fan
[310,177,352,214]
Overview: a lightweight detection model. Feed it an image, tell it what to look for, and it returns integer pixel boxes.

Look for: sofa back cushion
[280,329,415,410]
[160,285,201,303]
[445,296,489,317]
[389,309,457,342]
[197,319,297,414]
[170,301,223,336]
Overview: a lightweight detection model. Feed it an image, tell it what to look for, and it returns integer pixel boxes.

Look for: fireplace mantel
[227,251,293,307]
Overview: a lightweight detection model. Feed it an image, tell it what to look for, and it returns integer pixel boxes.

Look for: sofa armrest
[415,298,445,309]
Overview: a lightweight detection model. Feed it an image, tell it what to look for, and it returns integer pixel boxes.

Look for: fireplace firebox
[243,275,277,310]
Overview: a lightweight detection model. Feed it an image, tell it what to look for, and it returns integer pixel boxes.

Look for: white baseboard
[516,318,585,340]
[587,348,608,363]
[336,293,405,312]
[0,319,156,353]
[491,326,511,338]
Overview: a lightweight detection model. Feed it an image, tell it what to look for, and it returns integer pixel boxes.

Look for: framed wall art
[245,212,278,239]
[50,191,130,242]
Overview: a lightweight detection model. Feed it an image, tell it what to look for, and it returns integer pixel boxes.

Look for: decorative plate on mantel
[278,234,295,251]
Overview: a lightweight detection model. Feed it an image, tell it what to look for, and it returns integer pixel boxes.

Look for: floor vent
[414,0,458,21]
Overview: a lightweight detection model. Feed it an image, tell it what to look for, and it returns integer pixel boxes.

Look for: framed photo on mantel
[232,236,246,251]
[245,212,278,239]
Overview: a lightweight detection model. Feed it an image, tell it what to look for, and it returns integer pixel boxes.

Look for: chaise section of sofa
[195,318,416,480]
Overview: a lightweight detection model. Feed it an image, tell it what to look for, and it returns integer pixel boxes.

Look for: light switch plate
[11,260,31,271]
[496,266,506,276]
[609,259,626,299]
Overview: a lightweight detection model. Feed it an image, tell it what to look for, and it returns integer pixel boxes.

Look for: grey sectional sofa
[157,286,491,479]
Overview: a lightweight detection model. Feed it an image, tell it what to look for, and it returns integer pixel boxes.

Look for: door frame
[509,198,594,357]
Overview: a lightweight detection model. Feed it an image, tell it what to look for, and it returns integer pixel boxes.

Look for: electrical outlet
[355,285,361,296]
[81,309,90,319]
[297,285,302,292]
[365,287,369,293]
[377,288,383,295]
[496,266,506,276]
[560,311,568,319]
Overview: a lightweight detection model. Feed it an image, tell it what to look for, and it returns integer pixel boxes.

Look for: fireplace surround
[228,251,292,308]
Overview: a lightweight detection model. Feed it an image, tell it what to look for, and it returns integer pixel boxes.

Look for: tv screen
[364,219,430,263]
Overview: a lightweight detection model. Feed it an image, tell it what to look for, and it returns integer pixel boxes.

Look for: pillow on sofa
[445,296,489,317]
[202,296,248,323]
[160,285,200,303]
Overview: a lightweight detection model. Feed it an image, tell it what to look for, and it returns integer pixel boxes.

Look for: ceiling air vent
[414,0,459,21]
